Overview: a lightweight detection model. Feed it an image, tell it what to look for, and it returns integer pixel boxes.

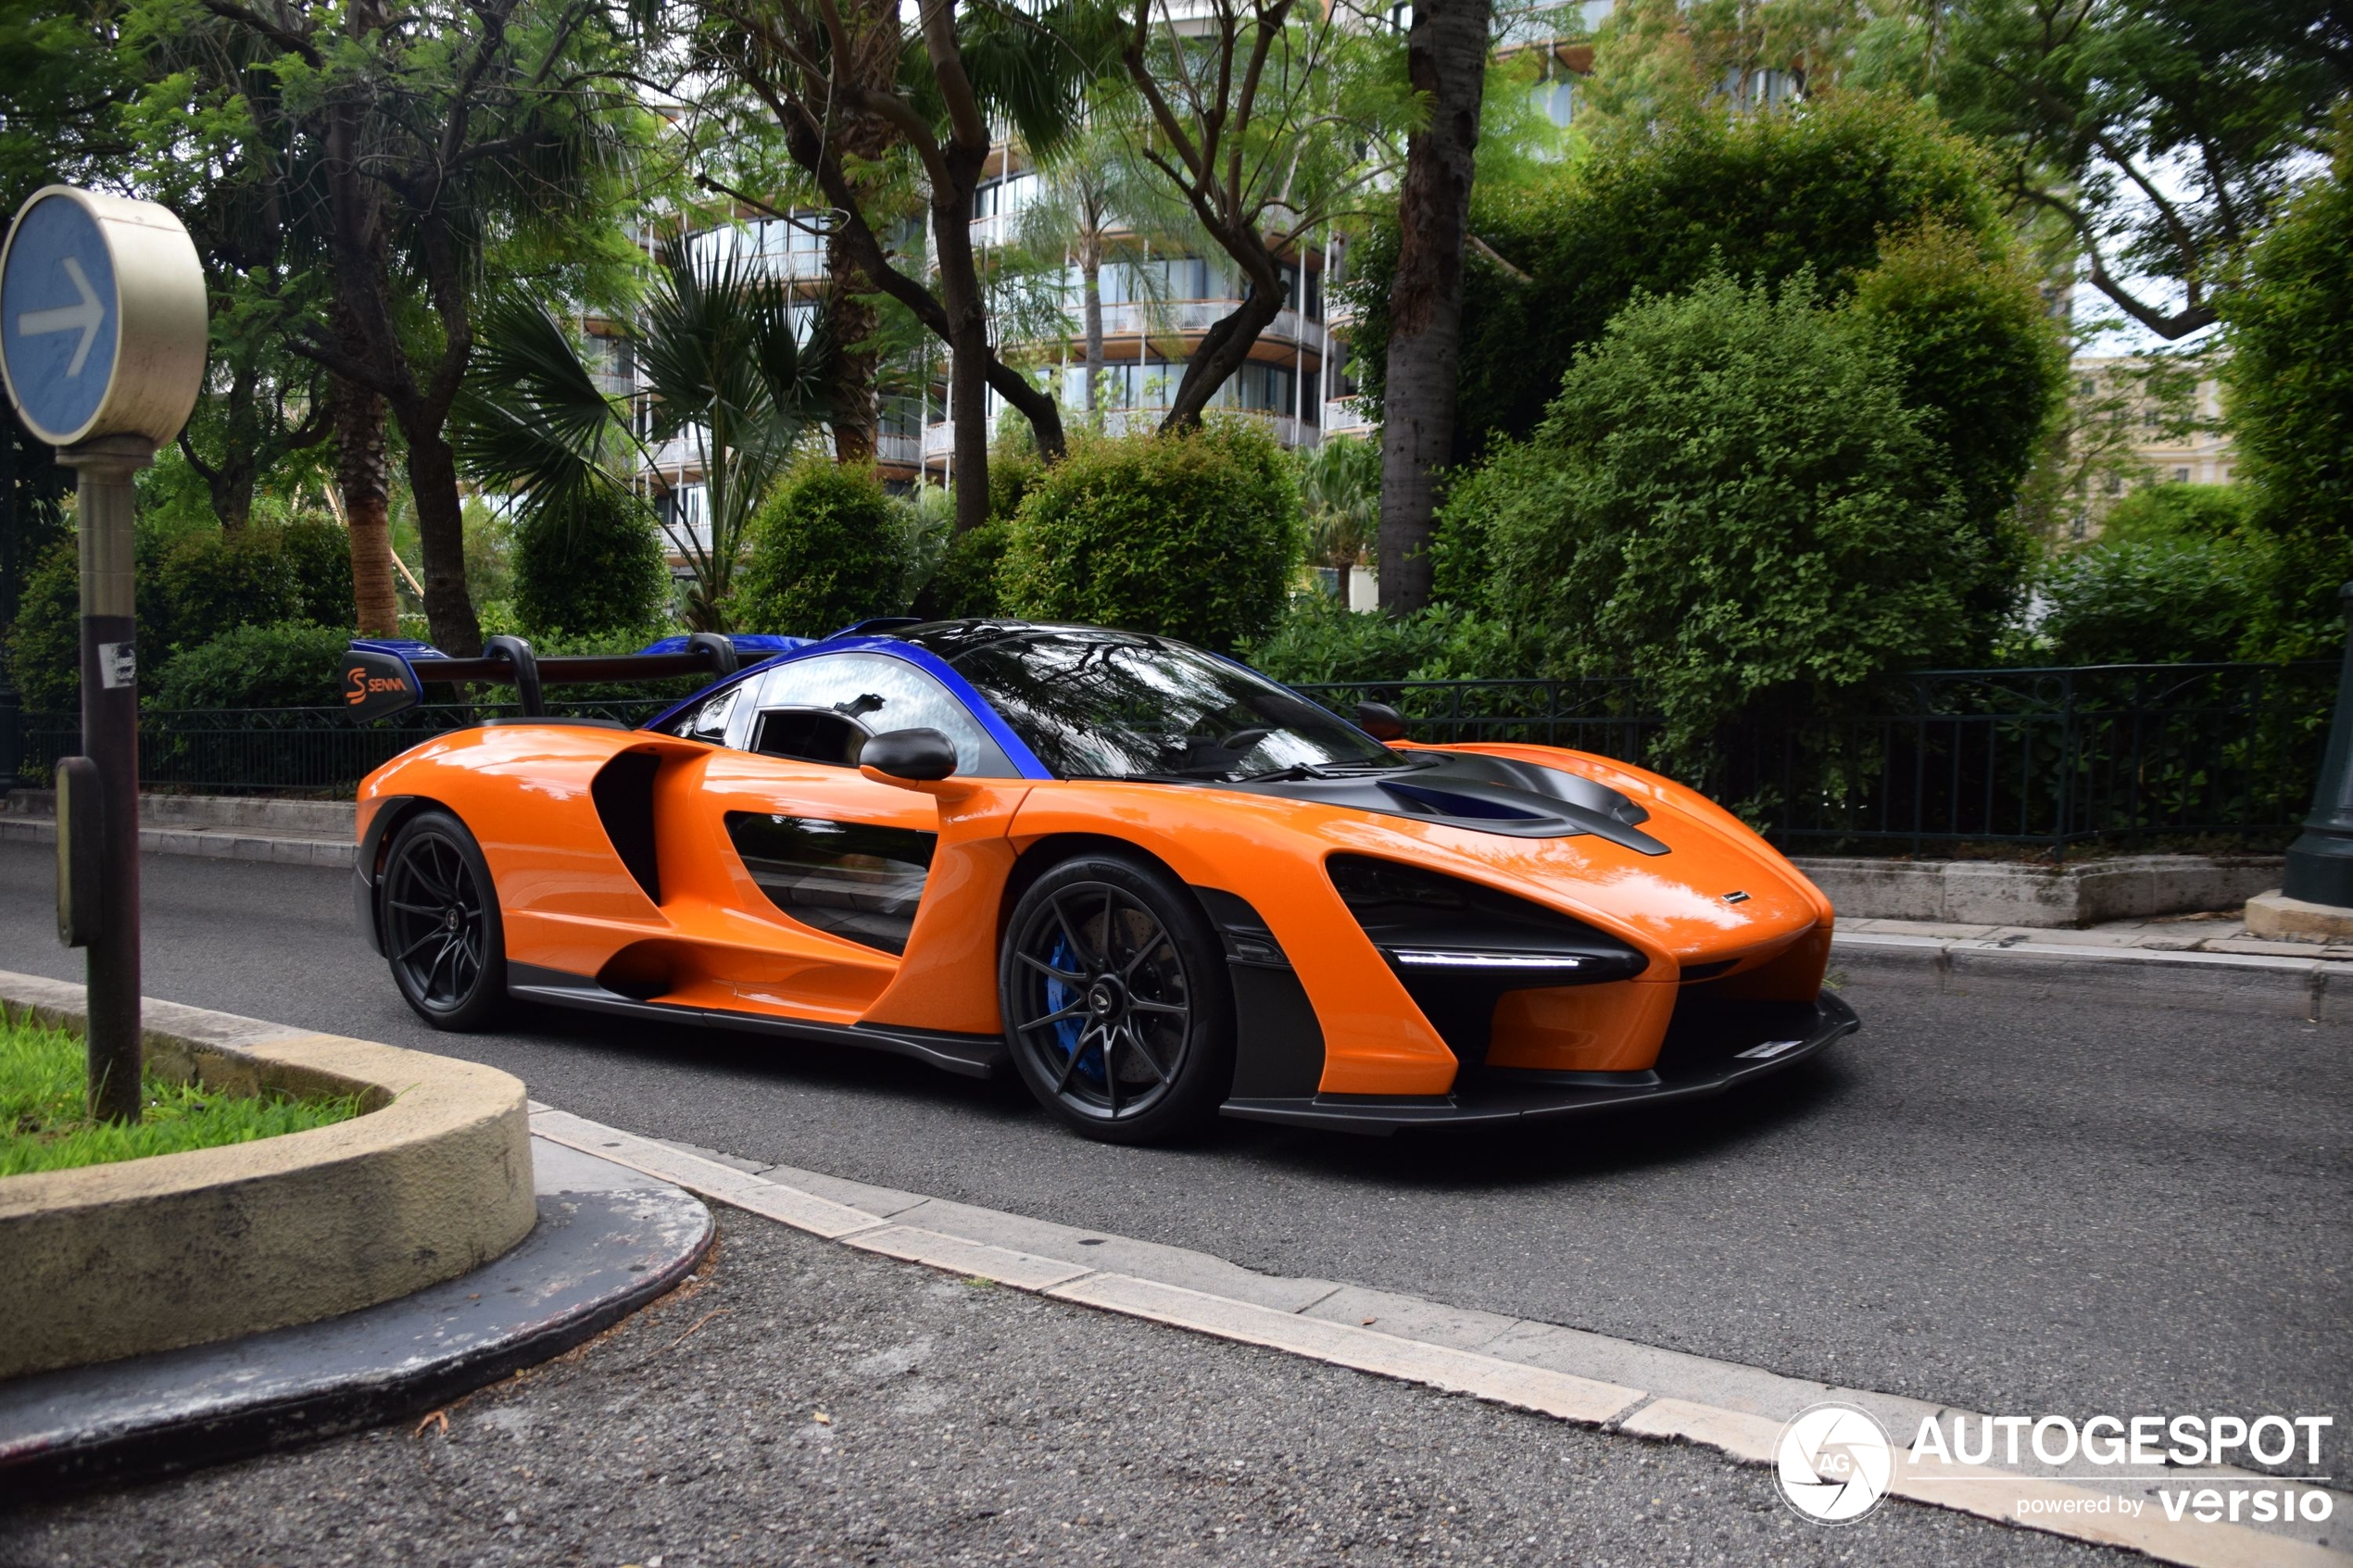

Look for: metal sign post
[0,186,205,1122]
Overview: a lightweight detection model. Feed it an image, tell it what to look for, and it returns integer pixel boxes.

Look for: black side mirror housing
[860,727,959,782]
[1353,701,1408,742]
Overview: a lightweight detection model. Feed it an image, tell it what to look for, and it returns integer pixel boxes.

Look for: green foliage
[1242,596,1525,684]
[1442,272,1992,768]
[512,487,670,639]
[149,621,354,709]
[2032,540,2264,667]
[0,1011,361,1179]
[1295,433,1380,569]
[1344,94,2003,463]
[4,539,80,711]
[1848,221,2065,621]
[989,449,1046,523]
[1000,420,1303,652]
[2098,483,2251,547]
[735,459,909,637]
[277,517,357,628]
[153,528,302,654]
[917,521,1012,621]
[2221,130,2353,659]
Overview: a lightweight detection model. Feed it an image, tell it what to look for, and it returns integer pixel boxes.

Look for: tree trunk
[396,417,482,656]
[1161,270,1285,432]
[824,0,898,466]
[929,145,994,533]
[333,372,399,635]
[1377,0,1491,617]
[1083,257,1103,415]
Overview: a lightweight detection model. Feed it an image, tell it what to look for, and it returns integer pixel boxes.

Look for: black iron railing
[3,699,673,797]
[0,662,2330,856]
[1294,663,2331,858]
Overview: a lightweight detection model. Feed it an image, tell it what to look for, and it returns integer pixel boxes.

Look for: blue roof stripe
[637,634,1054,782]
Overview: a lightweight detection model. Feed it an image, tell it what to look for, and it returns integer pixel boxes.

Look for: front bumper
[1218,989,1858,1135]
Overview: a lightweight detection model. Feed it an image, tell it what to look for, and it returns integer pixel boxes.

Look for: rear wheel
[1000,853,1234,1144]
[379,809,506,1030]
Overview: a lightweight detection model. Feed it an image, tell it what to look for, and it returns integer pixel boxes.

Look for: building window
[2174,467,2190,483]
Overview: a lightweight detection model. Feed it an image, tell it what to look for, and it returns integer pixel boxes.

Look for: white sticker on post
[98,641,135,689]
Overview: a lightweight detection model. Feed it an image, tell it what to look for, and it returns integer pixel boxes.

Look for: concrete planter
[0,971,534,1381]
[1792,854,2287,929]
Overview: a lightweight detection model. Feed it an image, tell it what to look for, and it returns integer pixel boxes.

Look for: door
[659,651,1020,1022]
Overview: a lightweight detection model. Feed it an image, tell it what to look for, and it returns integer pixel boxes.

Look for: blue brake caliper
[1043,935,1101,1086]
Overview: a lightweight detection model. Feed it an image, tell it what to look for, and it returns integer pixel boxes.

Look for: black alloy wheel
[1000,853,1234,1144]
[379,809,507,1030]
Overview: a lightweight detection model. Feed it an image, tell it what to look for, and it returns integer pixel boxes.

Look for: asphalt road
[0,1213,2131,1568]
[1,843,2345,1439]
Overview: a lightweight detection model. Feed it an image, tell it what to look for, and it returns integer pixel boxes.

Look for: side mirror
[1353,701,1408,742]
[858,727,959,783]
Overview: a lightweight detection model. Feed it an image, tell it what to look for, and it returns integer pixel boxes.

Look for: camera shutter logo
[1775,1402,1894,1524]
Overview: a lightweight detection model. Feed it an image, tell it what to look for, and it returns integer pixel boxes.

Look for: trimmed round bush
[1000,420,1302,652]
[149,621,353,709]
[512,487,671,639]
[735,459,909,637]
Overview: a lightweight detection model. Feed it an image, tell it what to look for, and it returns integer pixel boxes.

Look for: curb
[1831,932,2350,1022]
[529,1108,2353,1568]
[0,1135,711,1496]
[0,813,356,869]
[0,971,537,1378]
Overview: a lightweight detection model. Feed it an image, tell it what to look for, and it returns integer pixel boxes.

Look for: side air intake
[592,750,664,904]
[1327,854,1648,1064]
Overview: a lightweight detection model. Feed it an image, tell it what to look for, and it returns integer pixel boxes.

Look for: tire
[999,852,1235,1144]
[378,808,507,1030]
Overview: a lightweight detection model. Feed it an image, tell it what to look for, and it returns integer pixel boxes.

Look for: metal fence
[0,661,2332,857]
[1296,663,2333,858]
[1,698,673,797]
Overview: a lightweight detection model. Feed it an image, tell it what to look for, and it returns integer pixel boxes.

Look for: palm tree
[456,232,831,629]
[1009,125,1194,421]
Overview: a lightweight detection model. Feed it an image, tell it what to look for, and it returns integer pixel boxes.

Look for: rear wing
[339,633,808,722]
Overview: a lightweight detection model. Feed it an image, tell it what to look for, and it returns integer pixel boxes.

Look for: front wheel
[1000,854,1234,1144]
[379,809,507,1030]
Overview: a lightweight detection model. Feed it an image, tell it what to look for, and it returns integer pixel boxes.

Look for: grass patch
[0,1011,366,1179]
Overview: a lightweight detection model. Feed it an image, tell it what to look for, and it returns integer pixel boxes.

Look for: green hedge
[149,621,354,709]
[1440,271,1993,768]
[512,487,671,639]
[1000,420,1302,652]
[734,459,909,637]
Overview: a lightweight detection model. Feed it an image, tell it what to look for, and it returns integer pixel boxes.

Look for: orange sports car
[343,621,1856,1143]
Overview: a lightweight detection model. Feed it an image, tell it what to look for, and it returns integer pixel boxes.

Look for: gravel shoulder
[0,1212,2136,1568]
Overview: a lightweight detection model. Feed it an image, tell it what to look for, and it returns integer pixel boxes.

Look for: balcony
[1323,398,1375,439]
[1078,300,1327,355]
[924,408,1319,461]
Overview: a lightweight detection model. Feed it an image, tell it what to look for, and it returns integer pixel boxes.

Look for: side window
[749,653,1014,776]
[661,684,740,744]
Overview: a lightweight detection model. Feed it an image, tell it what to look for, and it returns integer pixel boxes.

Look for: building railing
[0,663,2327,856]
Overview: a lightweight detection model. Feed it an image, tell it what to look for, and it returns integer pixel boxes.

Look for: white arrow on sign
[15,256,105,377]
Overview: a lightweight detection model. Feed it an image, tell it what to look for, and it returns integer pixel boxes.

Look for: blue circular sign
[1,193,120,443]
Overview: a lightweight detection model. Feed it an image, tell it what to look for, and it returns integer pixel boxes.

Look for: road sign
[0,186,205,448]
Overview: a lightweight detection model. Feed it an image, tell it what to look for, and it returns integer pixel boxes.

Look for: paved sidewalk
[0,1213,2130,1568]
[1843,909,2352,962]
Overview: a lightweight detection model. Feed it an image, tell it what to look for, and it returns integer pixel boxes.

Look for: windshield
[925,628,1408,782]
